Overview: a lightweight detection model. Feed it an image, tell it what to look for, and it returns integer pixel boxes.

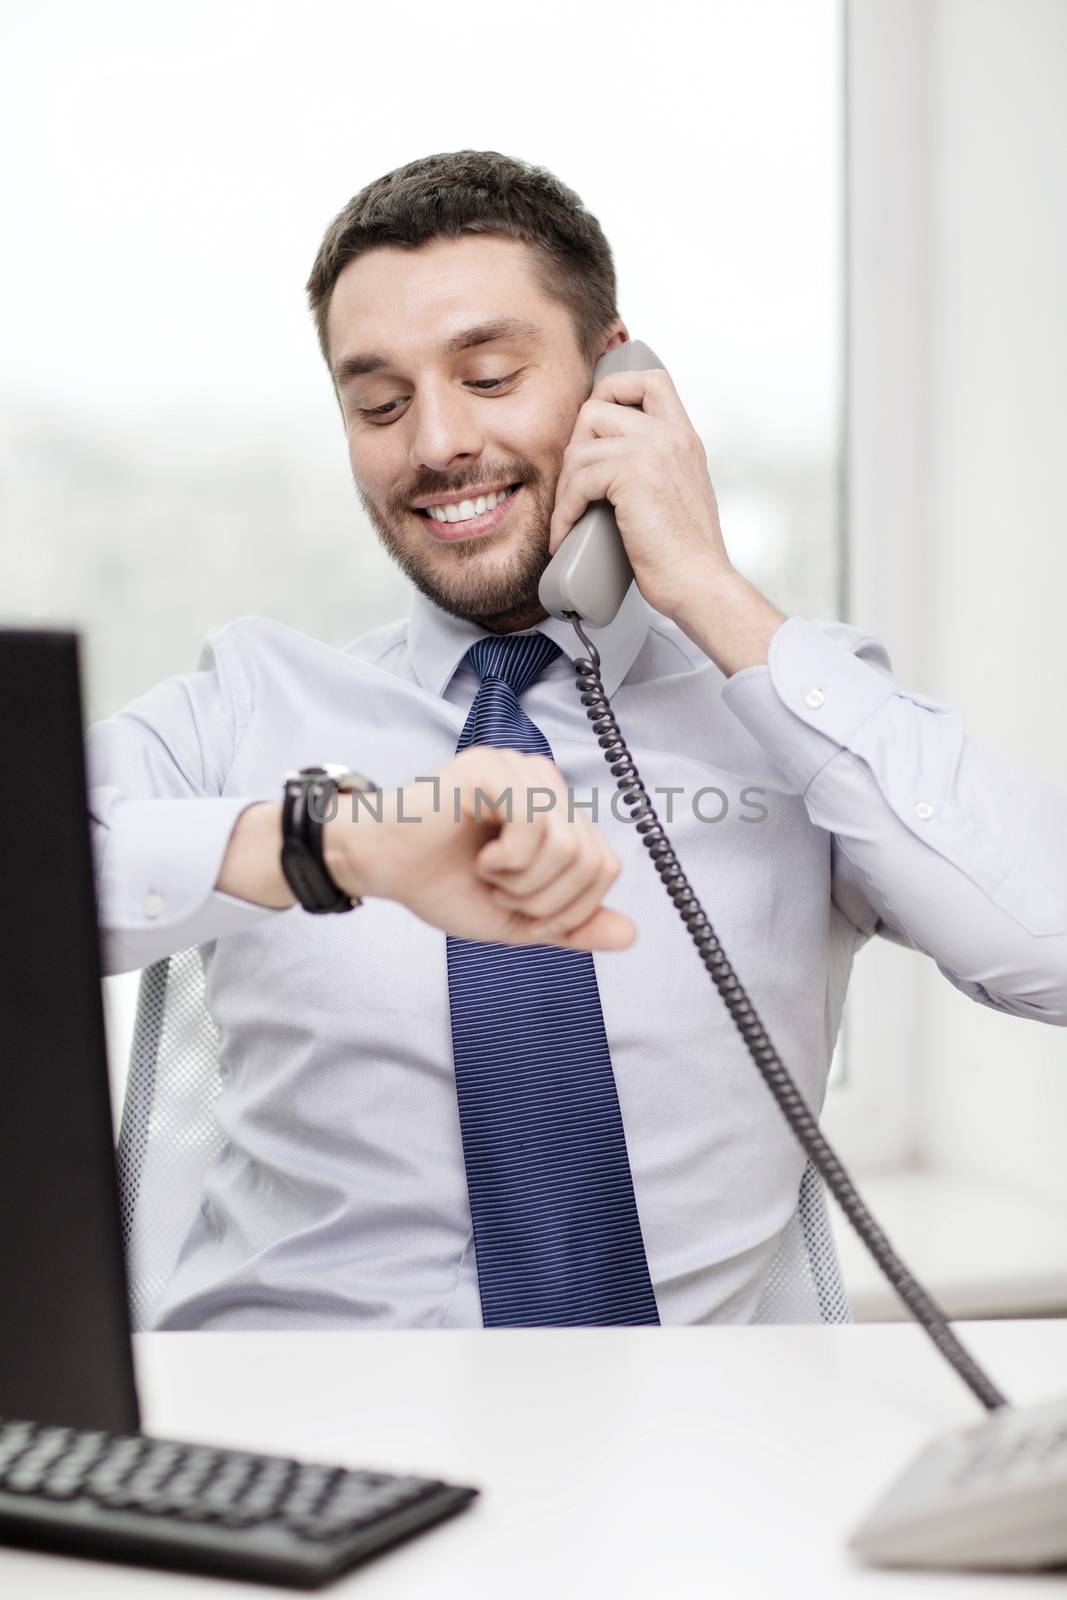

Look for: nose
[407,379,485,476]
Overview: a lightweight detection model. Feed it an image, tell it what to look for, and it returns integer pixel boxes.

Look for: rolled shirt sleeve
[720,617,1067,1026]
[86,626,284,974]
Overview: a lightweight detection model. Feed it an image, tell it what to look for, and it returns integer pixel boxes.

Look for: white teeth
[426,487,513,523]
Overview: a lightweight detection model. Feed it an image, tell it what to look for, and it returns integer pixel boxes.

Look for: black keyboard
[0,1415,479,1588]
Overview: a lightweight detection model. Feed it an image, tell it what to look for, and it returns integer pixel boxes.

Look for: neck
[467,599,551,635]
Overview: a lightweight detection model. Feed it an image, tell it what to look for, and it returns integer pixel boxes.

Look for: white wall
[909,0,1067,1204]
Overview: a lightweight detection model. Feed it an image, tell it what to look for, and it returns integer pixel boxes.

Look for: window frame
[822,0,933,1172]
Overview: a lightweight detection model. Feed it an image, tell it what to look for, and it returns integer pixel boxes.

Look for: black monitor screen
[0,629,140,1433]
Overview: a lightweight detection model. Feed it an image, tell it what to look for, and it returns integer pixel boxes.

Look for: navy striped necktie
[445,631,660,1327]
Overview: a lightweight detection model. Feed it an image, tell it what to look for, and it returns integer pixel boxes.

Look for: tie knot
[463,632,562,698]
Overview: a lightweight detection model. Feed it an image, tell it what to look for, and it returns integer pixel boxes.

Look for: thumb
[548,906,637,953]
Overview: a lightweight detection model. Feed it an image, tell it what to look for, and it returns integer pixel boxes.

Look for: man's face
[326,234,626,633]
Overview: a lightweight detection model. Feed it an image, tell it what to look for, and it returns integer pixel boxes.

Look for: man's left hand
[547,366,732,622]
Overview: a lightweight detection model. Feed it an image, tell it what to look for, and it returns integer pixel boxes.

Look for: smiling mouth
[415,483,521,520]
[415,483,524,542]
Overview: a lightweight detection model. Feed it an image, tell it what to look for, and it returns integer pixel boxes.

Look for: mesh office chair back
[117,950,852,1330]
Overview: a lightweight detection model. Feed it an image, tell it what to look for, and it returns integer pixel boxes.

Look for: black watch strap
[280,768,366,914]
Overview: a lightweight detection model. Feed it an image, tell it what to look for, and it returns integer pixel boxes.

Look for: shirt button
[803,689,825,709]
[143,891,165,919]
[915,802,934,820]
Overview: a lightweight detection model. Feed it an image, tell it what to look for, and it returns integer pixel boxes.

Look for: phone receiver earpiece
[538,339,666,628]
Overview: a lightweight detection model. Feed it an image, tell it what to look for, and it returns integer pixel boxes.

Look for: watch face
[284,765,375,792]
[325,766,377,793]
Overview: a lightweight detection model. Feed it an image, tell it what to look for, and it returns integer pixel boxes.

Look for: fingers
[475,767,617,917]
[499,904,637,953]
[454,748,631,949]
[558,906,637,952]
[489,845,620,934]
[455,749,564,845]
[482,817,624,946]
[480,811,589,891]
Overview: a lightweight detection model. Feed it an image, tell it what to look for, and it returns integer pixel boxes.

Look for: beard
[355,461,560,635]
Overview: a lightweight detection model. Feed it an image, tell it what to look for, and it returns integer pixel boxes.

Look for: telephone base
[848,1393,1067,1571]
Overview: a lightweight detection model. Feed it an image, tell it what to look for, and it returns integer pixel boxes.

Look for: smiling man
[88,149,1067,1334]
[334,280,564,636]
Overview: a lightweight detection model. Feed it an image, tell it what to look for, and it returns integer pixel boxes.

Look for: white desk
[3,1322,1067,1596]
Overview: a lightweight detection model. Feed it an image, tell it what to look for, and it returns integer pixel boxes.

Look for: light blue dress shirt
[86,584,1067,1329]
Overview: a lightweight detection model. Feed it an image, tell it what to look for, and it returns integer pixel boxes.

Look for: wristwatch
[280,764,378,914]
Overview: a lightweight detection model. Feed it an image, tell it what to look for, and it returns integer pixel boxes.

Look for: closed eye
[359,371,521,420]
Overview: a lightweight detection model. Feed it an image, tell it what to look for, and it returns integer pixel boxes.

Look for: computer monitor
[0,628,140,1434]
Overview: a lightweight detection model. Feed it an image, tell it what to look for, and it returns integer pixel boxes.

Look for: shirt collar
[406,579,653,701]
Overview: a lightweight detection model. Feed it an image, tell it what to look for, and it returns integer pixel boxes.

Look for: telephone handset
[537,339,665,628]
[540,339,1067,1574]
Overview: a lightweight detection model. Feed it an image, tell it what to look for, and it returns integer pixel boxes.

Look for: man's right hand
[218,749,636,953]
[328,748,635,952]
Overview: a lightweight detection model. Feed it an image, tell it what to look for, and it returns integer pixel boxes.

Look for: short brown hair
[305,149,619,379]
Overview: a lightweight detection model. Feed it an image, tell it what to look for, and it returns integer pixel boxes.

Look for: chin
[366,494,550,626]
[420,557,547,628]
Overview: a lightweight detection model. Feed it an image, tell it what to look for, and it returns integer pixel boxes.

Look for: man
[89,149,1067,1332]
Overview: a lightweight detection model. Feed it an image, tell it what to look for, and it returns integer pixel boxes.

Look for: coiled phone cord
[565,612,1009,1416]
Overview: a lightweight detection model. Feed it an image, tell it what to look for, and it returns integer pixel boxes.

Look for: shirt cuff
[719,616,904,795]
[94,796,285,972]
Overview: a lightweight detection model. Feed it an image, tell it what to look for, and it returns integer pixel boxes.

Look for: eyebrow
[331,317,544,387]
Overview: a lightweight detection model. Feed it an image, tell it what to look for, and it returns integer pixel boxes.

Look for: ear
[596,320,631,362]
